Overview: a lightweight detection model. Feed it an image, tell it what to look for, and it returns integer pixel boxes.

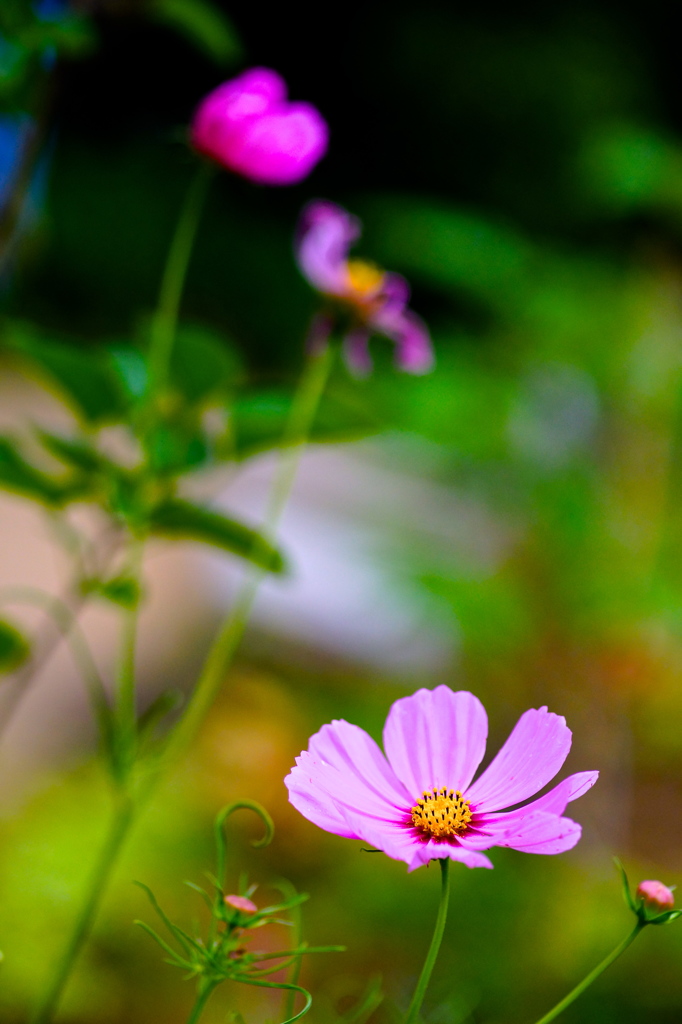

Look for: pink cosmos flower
[190,68,328,186]
[296,200,434,375]
[286,686,598,872]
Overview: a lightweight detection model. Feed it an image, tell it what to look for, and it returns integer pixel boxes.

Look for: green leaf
[170,324,242,404]
[613,857,638,915]
[146,422,209,475]
[0,619,30,674]
[6,322,127,423]
[148,0,242,64]
[232,389,378,458]
[649,909,682,926]
[0,436,75,505]
[107,344,149,403]
[38,431,104,475]
[82,576,142,609]
[148,498,286,573]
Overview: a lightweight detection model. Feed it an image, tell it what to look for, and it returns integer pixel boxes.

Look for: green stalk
[30,795,134,1024]
[186,979,219,1024]
[404,858,450,1024]
[147,162,213,399]
[530,922,645,1024]
[113,539,145,779]
[161,342,335,766]
[29,163,212,1024]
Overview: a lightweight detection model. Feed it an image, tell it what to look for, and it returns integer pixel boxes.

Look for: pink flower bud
[636,880,675,911]
[190,68,328,185]
[225,894,258,914]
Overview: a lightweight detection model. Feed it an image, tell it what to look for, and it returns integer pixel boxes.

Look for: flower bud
[225,894,258,914]
[190,67,328,185]
[636,880,675,912]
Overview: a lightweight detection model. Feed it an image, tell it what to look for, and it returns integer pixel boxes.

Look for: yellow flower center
[411,788,473,839]
[346,259,385,297]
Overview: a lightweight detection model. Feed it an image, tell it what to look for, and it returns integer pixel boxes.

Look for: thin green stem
[114,539,145,778]
[530,922,645,1024]
[0,586,108,722]
[147,162,213,399]
[186,979,219,1024]
[283,884,304,1022]
[30,795,134,1024]
[28,163,213,1024]
[161,342,335,767]
[405,858,450,1024]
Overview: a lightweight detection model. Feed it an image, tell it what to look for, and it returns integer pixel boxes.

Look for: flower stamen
[346,259,385,296]
[411,787,472,839]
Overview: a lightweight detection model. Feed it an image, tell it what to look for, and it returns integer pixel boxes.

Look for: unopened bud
[636,880,675,912]
[225,894,258,914]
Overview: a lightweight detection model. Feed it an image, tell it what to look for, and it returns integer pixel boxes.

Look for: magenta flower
[296,200,434,375]
[286,686,597,871]
[190,68,328,186]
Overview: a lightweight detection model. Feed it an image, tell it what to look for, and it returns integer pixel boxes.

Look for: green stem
[186,979,219,1024]
[162,342,335,766]
[405,858,450,1024]
[30,795,134,1024]
[27,163,211,1021]
[530,922,645,1024]
[283,886,305,1022]
[147,162,213,399]
[114,539,145,778]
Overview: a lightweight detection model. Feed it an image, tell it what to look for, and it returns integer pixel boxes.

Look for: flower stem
[405,857,450,1024]
[30,794,134,1024]
[186,979,219,1024]
[530,921,645,1024]
[28,163,210,1024]
[161,341,335,766]
[147,161,213,399]
[113,538,145,779]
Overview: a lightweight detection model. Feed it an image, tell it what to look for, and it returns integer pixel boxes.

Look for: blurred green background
[1,1,682,1022]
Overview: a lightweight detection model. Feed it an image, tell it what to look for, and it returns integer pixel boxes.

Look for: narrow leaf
[0,436,74,505]
[8,322,127,422]
[38,431,104,474]
[149,0,242,64]
[148,498,286,573]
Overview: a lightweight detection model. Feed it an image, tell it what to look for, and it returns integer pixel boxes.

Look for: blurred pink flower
[637,880,675,911]
[296,200,434,375]
[191,68,328,185]
[286,686,597,872]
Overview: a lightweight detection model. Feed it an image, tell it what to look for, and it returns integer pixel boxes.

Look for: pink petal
[339,810,493,871]
[383,687,488,799]
[343,329,373,376]
[378,272,411,314]
[465,707,571,813]
[480,770,599,826]
[410,837,494,871]
[191,68,286,159]
[340,809,424,869]
[309,720,412,808]
[287,749,401,822]
[493,811,583,855]
[296,200,359,294]
[286,773,360,839]
[224,105,328,185]
[191,69,327,185]
[391,312,435,374]
[285,719,411,840]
